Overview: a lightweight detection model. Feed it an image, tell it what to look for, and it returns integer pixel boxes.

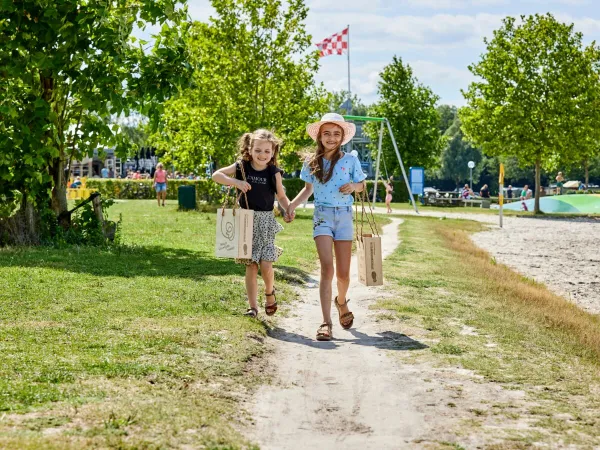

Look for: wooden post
[92,194,104,224]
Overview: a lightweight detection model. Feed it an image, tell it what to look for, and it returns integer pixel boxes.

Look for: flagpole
[347,24,351,111]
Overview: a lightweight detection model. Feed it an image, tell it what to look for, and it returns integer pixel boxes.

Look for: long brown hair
[237,129,282,167]
[307,125,344,183]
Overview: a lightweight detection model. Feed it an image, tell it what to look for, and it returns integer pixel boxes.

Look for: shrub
[85,178,413,205]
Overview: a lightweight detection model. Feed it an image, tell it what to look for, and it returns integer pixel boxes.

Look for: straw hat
[306,113,356,146]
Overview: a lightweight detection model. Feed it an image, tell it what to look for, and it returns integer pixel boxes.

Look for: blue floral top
[300,153,366,207]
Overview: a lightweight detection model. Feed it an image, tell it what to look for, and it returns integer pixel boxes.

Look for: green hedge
[85,178,412,204]
[85,179,225,203]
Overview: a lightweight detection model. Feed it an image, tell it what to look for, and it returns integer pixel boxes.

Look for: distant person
[101,166,109,178]
[479,184,490,198]
[461,184,471,199]
[555,171,565,195]
[539,186,545,197]
[153,163,168,207]
[108,167,115,178]
[383,176,394,213]
[520,184,530,200]
[133,170,141,180]
[506,185,513,199]
[579,182,587,191]
[70,176,82,188]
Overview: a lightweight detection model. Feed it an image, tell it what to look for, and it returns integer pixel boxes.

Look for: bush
[85,178,413,205]
[86,179,227,204]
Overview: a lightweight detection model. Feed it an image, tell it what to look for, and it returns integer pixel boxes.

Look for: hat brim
[306,120,356,146]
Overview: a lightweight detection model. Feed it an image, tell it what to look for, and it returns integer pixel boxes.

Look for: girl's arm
[289,182,313,210]
[274,172,290,210]
[212,162,251,192]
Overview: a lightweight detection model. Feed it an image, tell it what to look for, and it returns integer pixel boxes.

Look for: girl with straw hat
[288,113,366,341]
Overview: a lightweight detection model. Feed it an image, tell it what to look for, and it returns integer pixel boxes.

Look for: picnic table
[422,191,461,207]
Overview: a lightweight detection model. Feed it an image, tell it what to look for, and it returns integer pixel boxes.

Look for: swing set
[343,115,419,214]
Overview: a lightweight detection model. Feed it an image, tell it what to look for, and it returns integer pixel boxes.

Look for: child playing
[153,162,168,207]
[384,176,394,213]
[287,113,366,341]
[212,129,292,318]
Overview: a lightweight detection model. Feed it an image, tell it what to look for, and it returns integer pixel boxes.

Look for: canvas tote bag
[355,190,383,286]
[215,162,254,259]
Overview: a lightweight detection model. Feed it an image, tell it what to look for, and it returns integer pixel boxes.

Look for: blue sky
[184,0,600,107]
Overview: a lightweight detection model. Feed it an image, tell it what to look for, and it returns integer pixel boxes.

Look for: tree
[461,13,600,212]
[151,0,329,174]
[366,56,445,177]
[0,0,191,234]
[437,104,458,134]
[439,117,483,187]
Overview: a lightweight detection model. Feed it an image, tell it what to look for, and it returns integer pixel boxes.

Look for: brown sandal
[316,322,333,341]
[265,289,278,316]
[334,296,354,329]
[243,307,258,318]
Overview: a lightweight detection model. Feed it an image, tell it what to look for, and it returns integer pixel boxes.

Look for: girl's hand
[235,179,251,193]
[339,183,356,194]
[285,205,296,222]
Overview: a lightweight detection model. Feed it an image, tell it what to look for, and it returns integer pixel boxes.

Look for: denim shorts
[313,206,354,241]
[155,182,167,192]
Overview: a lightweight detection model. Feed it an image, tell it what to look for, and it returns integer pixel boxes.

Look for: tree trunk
[49,155,69,227]
[40,73,69,222]
[0,196,40,245]
[534,157,541,214]
[585,159,589,187]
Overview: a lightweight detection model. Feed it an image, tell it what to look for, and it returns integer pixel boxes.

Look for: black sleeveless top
[235,160,283,211]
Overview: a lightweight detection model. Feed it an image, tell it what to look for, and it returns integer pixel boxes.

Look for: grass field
[0,200,324,449]
[2,200,599,447]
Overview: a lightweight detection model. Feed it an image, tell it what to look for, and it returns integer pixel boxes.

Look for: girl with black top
[212,129,292,318]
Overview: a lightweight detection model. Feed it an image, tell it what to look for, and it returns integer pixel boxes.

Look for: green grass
[0,200,388,448]
[377,216,600,445]
[0,200,324,448]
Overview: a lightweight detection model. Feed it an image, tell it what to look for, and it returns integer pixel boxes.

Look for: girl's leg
[315,235,335,324]
[259,260,275,305]
[161,190,166,206]
[156,190,160,206]
[333,240,353,314]
[245,263,259,310]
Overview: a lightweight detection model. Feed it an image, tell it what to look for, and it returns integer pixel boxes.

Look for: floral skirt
[235,210,283,266]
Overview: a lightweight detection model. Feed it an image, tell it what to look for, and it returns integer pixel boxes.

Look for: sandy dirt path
[249,218,531,449]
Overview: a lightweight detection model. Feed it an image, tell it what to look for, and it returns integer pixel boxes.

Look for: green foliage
[436,104,458,134]
[438,116,483,186]
[41,197,120,248]
[366,56,445,176]
[460,13,600,211]
[86,177,377,204]
[0,0,192,217]
[85,179,224,202]
[150,0,330,174]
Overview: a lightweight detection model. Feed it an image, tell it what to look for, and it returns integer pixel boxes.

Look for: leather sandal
[316,322,333,341]
[334,296,354,329]
[265,289,278,316]
[243,307,258,318]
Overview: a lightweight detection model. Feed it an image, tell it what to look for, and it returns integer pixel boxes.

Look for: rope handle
[360,188,378,236]
[354,185,378,241]
[220,160,251,216]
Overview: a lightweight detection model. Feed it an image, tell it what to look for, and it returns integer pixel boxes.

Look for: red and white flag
[315,27,348,57]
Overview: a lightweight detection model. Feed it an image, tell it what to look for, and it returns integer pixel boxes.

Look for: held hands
[284,205,296,223]
[235,179,251,193]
